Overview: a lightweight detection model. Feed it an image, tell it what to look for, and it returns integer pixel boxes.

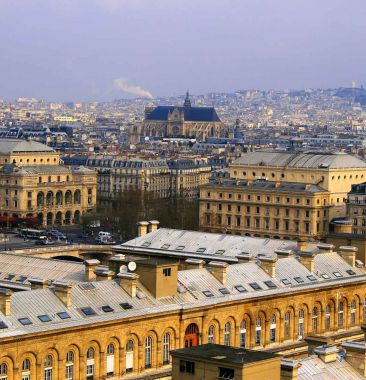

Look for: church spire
[183,91,191,108]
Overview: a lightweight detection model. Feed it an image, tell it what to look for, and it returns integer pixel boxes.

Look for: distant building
[131,92,226,142]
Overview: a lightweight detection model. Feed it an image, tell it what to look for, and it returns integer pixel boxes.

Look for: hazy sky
[0,0,365,101]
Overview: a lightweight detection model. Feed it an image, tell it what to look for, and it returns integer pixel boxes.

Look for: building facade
[0,139,97,226]
[346,182,366,235]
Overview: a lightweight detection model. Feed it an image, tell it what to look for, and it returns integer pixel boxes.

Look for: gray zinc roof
[0,139,55,154]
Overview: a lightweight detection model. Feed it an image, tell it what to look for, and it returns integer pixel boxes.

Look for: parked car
[48,230,66,240]
[36,238,55,245]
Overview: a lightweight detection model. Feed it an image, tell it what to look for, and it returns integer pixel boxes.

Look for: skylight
[281,279,291,285]
[38,315,52,322]
[264,280,277,289]
[321,274,330,279]
[176,246,185,251]
[102,305,114,313]
[219,288,230,295]
[196,248,206,253]
[120,302,133,310]
[142,242,151,247]
[81,307,96,316]
[346,269,356,275]
[203,290,214,297]
[0,321,8,329]
[294,277,304,283]
[249,282,262,290]
[333,272,343,278]
[57,312,71,320]
[16,276,27,283]
[4,274,15,281]
[234,285,247,293]
[307,275,317,281]
[18,318,32,325]
[215,249,226,254]
[161,244,170,249]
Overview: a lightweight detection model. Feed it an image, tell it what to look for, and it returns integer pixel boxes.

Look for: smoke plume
[113,77,153,99]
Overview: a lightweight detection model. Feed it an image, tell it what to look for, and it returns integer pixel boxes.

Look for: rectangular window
[218,368,234,379]
[180,360,195,374]
[163,268,171,277]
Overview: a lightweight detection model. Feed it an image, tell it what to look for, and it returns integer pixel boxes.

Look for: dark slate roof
[145,106,221,122]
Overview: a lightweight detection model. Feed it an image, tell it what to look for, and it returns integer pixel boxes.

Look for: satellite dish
[119,265,128,273]
[128,262,137,272]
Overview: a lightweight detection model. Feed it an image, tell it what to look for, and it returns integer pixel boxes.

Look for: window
[298,309,304,339]
[240,320,247,348]
[18,318,32,325]
[106,343,115,376]
[196,248,206,253]
[65,351,74,380]
[346,269,356,276]
[325,305,331,331]
[307,275,317,281]
[161,244,170,249]
[312,307,318,333]
[249,282,262,291]
[218,367,234,380]
[0,322,8,330]
[44,356,53,380]
[176,245,185,251]
[121,303,133,310]
[284,312,291,339]
[255,317,262,346]
[216,249,225,255]
[333,272,342,278]
[86,348,94,380]
[264,280,277,289]
[163,333,171,364]
[163,268,171,277]
[351,300,357,326]
[0,364,7,380]
[208,325,215,344]
[102,305,114,313]
[57,312,71,319]
[38,315,52,322]
[180,360,195,374]
[219,288,230,295]
[234,285,246,293]
[81,307,96,316]
[338,302,344,328]
[270,315,276,343]
[224,322,231,346]
[321,274,330,279]
[145,337,152,368]
[282,279,291,285]
[203,290,214,297]
[294,277,304,284]
[125,340,134,373]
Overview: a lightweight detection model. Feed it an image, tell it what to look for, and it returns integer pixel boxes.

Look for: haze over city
[1,0,365,101]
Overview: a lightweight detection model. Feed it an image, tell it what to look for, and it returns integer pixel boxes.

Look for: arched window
[312,307,318,333]
[240,320,247,348]
[106,343,115,376]
[0,364,7,380]
[65,351,74,380]
[338,302,344,329]
[255,317,262,346]
[22,359,31,380]
[284,312,291,339]
[270,314,276,343]
[224,322,231,346]
[145,336,152,369]
[325,305,331,331]
[125,340,134,373]
[86,348,95,380]
[208,325,215,344]
[163,333,171,364]
[298,309,304,339]
[351,300,357,326]
[44,356,53,380]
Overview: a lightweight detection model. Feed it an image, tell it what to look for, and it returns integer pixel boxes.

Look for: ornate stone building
[131,93,226,142]
[1,227,366,379]
[0,139,97,226]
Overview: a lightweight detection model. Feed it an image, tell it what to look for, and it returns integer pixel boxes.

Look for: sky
[0,0,365,101]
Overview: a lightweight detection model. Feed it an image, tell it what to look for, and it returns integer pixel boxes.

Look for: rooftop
[0,139,55,154]
[145,105,221,122]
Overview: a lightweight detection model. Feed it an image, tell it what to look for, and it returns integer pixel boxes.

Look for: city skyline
[0,0,365,101]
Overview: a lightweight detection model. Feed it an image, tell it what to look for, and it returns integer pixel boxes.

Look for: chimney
[314,345,337,363]
[259,256,277,277]
[118,272,139,298]
[342,342,366,377]
[275,249,294,258]
[338,246,357,267]
[208,261,228,284]
[184,258,205,270]
[137,221,149,237]
[275,181,281,188]
[53,281,72,307]
[298,251,315,272]
[280,360,301,380]
[0,288,12,316]
[95,267,115,281]
[236,253,254,263]
[316,243,335,253]
[84,259,100,281]
[297,239,308,252]
[28,277,49,290]
[108,254,126,275]
[148,220,160,233]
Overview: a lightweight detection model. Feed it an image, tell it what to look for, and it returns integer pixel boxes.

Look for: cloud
[113,77,153,99]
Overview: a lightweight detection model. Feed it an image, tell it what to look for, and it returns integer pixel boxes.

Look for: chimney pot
[118,272,139,298]
[314,345,337,363]
[338,246,357,267]
[53,281,72,307]
[94,267,115,281]
[208,261,228,284]
[259,256,277,277]
[137,221,149,237]
[184,258,205,269]
[28,277,49,290]
[84,259,100,281]
[148,220,160,233]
